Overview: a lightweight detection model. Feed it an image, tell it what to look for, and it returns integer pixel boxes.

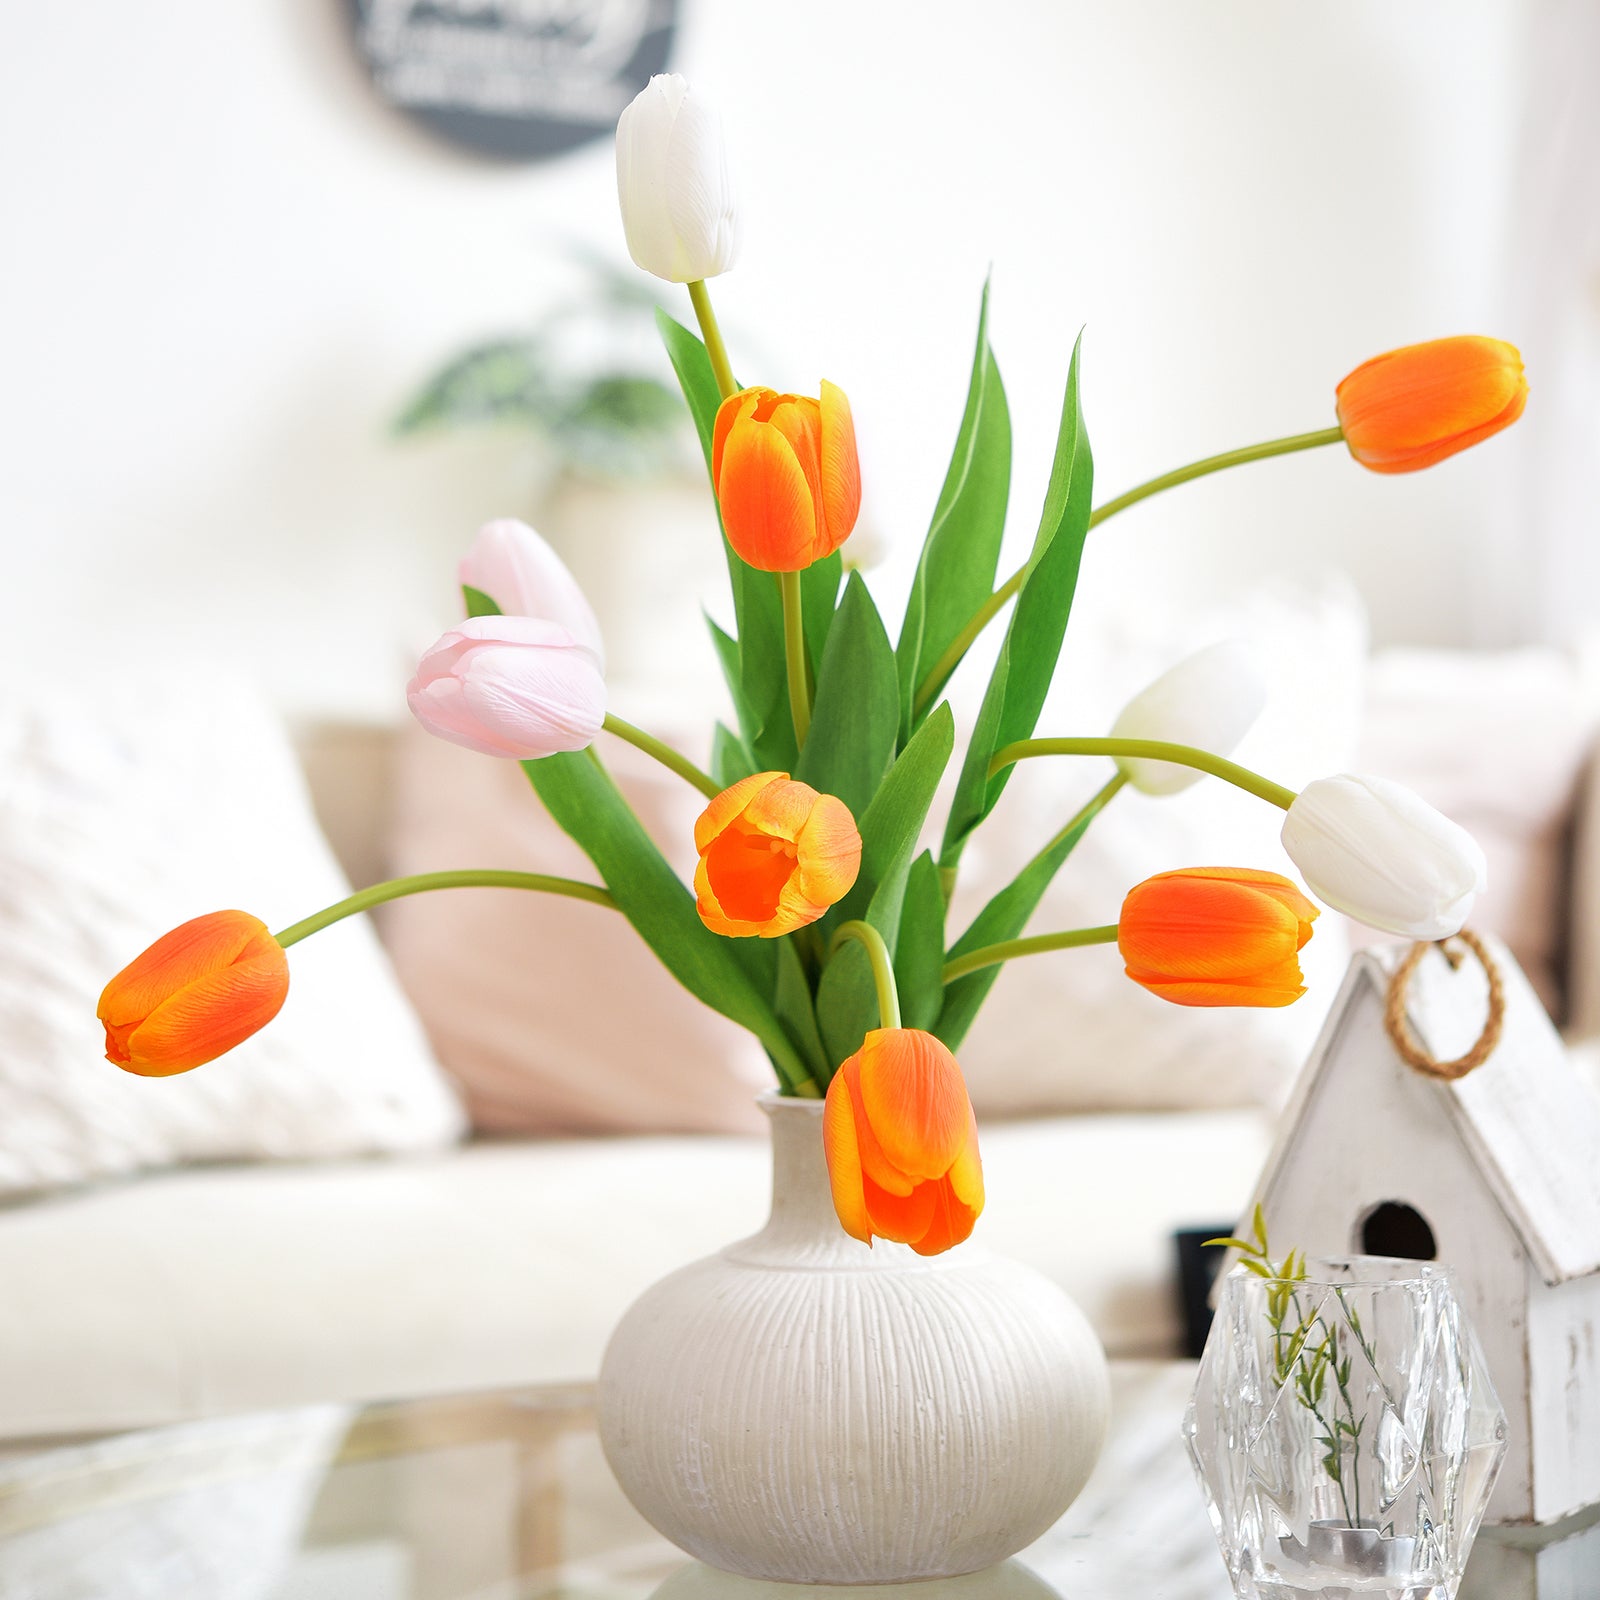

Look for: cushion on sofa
[0,669,465,1198]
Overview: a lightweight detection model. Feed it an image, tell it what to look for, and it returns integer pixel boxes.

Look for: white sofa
[3,656,1597,1446]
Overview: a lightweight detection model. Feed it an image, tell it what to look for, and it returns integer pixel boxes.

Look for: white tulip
[459,519,605,670]
[1281,774,1488,939]
[1110,640,1268,795]
[615,74,740,283]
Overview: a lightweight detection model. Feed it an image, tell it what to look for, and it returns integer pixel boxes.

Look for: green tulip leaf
[941,330,1092,867]
[710,720,756,789]
[895,277,1011,738]
[462,584,499,619]
[895,851,948,1032]
[774,938,830,1082]
[825,699,954,937]
[795,571,897,817]
[519,748,811,1092]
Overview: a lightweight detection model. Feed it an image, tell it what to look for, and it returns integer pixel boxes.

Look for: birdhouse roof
[1247,937,1600,1287]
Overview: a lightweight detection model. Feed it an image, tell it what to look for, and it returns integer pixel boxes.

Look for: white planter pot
[597,1093,1111,1583]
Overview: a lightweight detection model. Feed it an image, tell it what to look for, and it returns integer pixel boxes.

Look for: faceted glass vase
[1184,1257,1506,1600]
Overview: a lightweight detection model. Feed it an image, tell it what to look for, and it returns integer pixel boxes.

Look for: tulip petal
[702,820,799,925]
[693,771,783,854]
[712,390,769,492]
[857,1028,970,1181]
[1131,967,1308,1008]
[615,75,739,283]
[910,1178,980,1257]
[818,380,862,551]
[122,949,290,1075]
[1337,336,1527,475]
[717,412,819,572]
[1282,774,1487,939]
[765,396,826,529]
[98,910,263,1033]
[1110,641,1268,796]
[839,1059,916,1196]
[823,1076,873,1244]
[793,793,863,907]
[459,519,605,665]
[863,1171,938,1245]
[1119,874,1303,984]
[947,1106,985,1212]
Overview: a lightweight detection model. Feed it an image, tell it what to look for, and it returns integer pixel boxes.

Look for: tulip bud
[99,910,289,1076]
[693,771,861,938]
[459,519,605,667]
[615,74,740,283]
[712,383,862,571]
[822,1027,984,1255]
[1119,868,1318,1007]
[1281,774,1487,939]
[1336,336,1527,474]
[407,617,606,760]
[1110,641,1268,795]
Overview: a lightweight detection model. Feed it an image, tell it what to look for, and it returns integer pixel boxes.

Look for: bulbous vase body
[597,1093,1111,1583]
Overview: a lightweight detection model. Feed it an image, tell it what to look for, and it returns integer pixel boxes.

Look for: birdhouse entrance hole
[1356,1200,1437,1261]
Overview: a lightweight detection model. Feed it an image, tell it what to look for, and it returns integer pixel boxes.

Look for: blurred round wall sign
[347,0,677,161]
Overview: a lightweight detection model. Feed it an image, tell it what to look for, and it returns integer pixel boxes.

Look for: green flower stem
[275,870,617,949]
[779,569,812,748]
[831,920,902,1032]
[912,425,1346,716]
[989,738,1298,812]
[603,713,721,800]
[941,924,1119,986]
[687,279,737,402]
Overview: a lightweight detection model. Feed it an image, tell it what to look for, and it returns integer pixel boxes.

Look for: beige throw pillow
[0,670,466,1197]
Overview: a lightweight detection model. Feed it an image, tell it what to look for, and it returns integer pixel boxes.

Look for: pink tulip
[459,519,606,667]
[407,617,606,759]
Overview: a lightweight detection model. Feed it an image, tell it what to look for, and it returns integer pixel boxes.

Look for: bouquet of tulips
[98,75,1525,1259]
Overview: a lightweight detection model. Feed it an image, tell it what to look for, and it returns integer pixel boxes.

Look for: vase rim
[1235,1253,1455,1291]
[757,1088,825,1116]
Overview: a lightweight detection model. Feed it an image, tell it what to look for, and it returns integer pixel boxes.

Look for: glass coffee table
[0,1364,1589,1598]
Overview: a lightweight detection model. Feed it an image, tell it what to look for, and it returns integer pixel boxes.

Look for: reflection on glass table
[0,1363,1591,1600]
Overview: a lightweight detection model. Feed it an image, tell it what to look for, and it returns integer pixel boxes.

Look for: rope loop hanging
[1382,929,1505,1081]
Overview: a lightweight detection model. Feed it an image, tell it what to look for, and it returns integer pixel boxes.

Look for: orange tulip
[711,382,861,571]
[1336,336,1527,474]
[823,1028,984,1256]
[694,771,861,937]
[98,910,289,1076]
[1118,867,1318,1007]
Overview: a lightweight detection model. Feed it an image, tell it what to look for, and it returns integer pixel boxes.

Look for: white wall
[0,0,1531,720]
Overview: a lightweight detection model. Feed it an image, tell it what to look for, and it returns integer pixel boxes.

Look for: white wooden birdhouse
[1237,934,1600,1528]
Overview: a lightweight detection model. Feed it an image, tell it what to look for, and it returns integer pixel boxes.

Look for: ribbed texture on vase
[597,1096,1111,1583]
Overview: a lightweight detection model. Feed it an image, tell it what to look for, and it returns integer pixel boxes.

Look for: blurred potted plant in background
[394,250,726,693]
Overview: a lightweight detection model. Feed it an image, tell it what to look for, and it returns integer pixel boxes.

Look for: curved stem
[687,279,737,402]
[989,737,1297,811]
[1091,425,1344,525]
[603,713,721,800]
[912,425,1346,715]
[942,924,1119,985]
[831,920,902,1031]
[779,569,812,748]
[275,870,617,949]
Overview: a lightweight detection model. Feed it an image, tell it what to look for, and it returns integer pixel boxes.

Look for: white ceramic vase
[597,1093,1112,1583]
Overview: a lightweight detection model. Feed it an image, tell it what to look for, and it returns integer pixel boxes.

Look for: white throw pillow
[0,670,466,1197]
[952,575,1367,1115]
